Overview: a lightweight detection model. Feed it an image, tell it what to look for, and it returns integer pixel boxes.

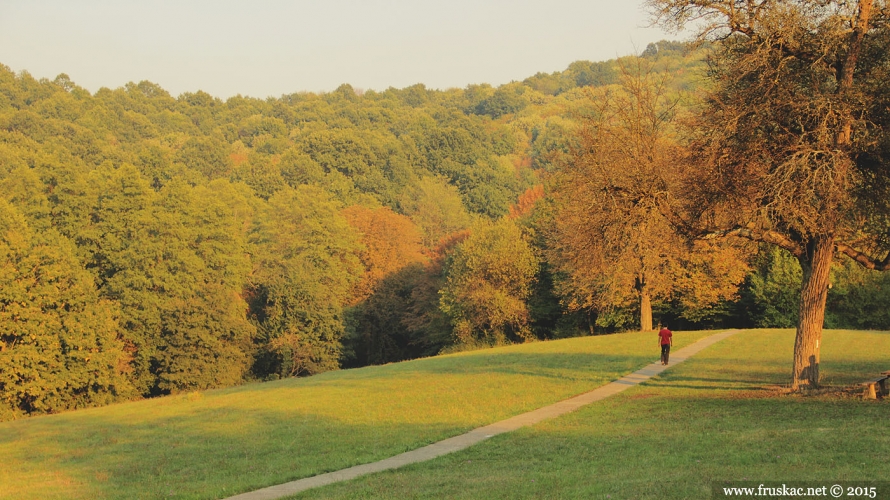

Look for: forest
[2,35,889,419]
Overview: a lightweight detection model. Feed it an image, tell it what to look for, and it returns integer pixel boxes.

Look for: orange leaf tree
[341,205,430,365]
[648,0,890,389]
[547,58,748,332]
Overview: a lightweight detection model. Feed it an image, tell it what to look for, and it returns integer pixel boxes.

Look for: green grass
[289,329,890,500]
[0,330,713,500]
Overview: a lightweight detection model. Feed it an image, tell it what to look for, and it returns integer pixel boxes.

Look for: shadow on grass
[821,359,890,385]
[643,382,773,392]
[286,391,890,500]
[5,350,659,500]
[8,405,464,500]
[648,361,889,392]
[389,352,656,382]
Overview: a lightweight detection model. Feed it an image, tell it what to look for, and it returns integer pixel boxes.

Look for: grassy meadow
[4,329,887,500]
[0,330,713,500]
[289,329,890,500]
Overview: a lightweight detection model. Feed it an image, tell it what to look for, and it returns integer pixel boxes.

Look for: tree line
[2,11,890,418]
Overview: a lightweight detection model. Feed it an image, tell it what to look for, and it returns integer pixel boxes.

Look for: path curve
[225,330,740,500]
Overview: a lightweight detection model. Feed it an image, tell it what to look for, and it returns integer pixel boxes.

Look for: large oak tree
[648,0,890,389]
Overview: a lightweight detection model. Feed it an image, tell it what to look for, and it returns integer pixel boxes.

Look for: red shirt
[658,328,672,345]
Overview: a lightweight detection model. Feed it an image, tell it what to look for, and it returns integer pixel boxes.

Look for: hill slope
[3,329,889,499]
[1,330,712,499]
[293,329,890,499]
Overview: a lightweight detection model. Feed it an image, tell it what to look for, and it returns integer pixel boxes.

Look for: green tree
[51,164,158,393]
[399,176,475,248]
[175,135,232,179]
[475,84,528,118]
[249,185,363,377]
[0,166,53,232]
[440,219,539,346]
[52,165,255,394]
[826,259,890,329]
[145,180,255,393]
[0,199,132,419]
[296,129,389,200]
[738,247,803,329]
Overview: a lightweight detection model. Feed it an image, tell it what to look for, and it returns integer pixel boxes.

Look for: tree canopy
[648,0,890,389]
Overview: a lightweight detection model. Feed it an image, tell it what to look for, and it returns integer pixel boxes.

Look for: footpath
[226,330,740,500]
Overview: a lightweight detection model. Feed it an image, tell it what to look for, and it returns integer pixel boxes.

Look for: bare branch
[835,242,890,270]
[701,226,804,257]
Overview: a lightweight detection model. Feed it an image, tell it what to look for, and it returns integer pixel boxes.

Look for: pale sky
[0,0,676,99]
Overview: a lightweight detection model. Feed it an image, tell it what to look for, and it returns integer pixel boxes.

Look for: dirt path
[225,330,740,500]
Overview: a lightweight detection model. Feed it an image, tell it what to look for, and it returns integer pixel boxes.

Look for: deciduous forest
[2,33,889,418]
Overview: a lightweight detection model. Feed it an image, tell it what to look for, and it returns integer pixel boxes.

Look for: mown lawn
[0,330,712,500]
[291,329,890,500]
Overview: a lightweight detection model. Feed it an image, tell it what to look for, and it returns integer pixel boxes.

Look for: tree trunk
[640,286,653,332]
[791,236,834,391]
[789,0,871,391]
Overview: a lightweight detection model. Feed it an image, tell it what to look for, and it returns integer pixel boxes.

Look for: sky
[0,0,679,99]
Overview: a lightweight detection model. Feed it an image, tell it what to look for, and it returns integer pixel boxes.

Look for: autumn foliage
[508,185,544,220]
[2,25,889,418]
[342,205,427,303]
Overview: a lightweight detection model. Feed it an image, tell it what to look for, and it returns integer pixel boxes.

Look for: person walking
[658,325,672,365]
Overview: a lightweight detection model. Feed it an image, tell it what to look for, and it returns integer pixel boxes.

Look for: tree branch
[700,226,804,257]
[835,243,890,271]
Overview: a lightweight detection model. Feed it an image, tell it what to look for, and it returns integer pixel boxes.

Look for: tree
[341,205,427,303]
[826,259,890,329]
[392,235,469,358]
[340,205,429,366]
[508,185,545,220]
[440,219,539,346]
[175,135,232,180]
[145,180,256,393]
[51,165,255,394]
[737,247,803,329]
[547,58,747,332]
[399,176,475,248]
[0,199,132,418]
[249,185,363,377]
[649,0,890,389]
[55,164,159,393]
[344,263,434,366]
[474,84,528,118]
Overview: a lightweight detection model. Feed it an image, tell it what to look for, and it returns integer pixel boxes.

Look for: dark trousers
[661,344,671,364]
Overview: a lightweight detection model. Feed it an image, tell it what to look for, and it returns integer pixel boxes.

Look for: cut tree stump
[861,372,890,399]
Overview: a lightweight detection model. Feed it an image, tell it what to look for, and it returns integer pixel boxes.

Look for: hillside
[0,330,711,499]
[2,40,889,419]
[1,329,887,499]
[0,41,703,416]
[295,329,890,500]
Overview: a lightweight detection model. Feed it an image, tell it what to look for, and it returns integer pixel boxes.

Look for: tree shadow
[6,351,658,500]
[391,352,655,382]
[7,404,469,500]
